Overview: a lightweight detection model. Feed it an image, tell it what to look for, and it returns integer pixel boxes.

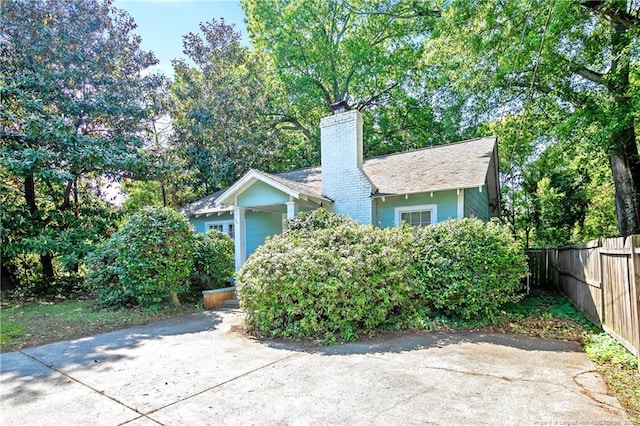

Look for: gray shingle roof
[267,136,497,198]
[271,167,323,196]
[182,136,498,216]
[364,136,497,195]
[180,188,231,216]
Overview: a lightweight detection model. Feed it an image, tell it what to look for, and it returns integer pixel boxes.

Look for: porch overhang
[215,169,332,208]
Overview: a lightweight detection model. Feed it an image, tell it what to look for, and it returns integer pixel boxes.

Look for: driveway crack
[141,353,300,419]
[366,354,586,393]
[18,350,151,421]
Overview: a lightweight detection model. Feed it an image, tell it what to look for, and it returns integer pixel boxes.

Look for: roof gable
[215,169,332,207]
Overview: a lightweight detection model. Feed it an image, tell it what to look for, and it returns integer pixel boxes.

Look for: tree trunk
[608,16,639,238]
[24,174,56,280]
[1,264,17,290]
[41,255,55,279]
[24,173,37,214]
[609,125,640,238]
[171,292,181,307]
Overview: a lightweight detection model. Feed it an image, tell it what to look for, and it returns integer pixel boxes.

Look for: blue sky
[113,0,249,76]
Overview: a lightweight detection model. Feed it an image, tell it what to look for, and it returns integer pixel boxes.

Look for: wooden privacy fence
[525,236,640,367]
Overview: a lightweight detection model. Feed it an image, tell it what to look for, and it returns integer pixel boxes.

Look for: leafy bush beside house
[190,229,235,291]
[85,207,195,309]
[238,210,528,343]
[286,208,355,234]
[237,211,419,343]
[413,218,528,322]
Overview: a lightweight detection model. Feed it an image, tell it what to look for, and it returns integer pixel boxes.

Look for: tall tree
[0,0,160,289]
[242,0,468,164]
[425,0,639,236]
[170,19,280,196]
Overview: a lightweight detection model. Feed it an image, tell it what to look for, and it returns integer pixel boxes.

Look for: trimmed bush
[413,218,528,322]
[85,207,195,309]
[191,229,235,291]
[237,210,418,343]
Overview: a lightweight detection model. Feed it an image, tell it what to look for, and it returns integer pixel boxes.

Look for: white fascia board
[215,169,299,207]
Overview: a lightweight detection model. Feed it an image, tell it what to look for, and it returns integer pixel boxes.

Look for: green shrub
[237,210,418,343]
[191,229,235,291]
[287,208,355,234]
[413,218,528,322]
[85,207,195,309]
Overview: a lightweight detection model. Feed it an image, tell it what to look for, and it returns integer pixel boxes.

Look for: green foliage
[0,0,161,290]
[237,210,418,343]
[239,212,528,342]
[85,207,195,309]
[170,19,282,197]
[428,0,639,236]
[286,208,356,234]
[190,230,235,291]
[120,180,165,216]
[585,333,638,370]
[413,218,528,322]
[242,0,469,165]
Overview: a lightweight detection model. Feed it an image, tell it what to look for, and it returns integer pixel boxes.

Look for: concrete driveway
[0,307,631,425]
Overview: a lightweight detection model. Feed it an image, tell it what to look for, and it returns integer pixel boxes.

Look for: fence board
[525,236,640,369]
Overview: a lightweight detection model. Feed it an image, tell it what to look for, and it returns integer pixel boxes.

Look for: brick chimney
[320,105,374,224]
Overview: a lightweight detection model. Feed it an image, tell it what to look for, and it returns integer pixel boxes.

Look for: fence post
[629,236,640,372]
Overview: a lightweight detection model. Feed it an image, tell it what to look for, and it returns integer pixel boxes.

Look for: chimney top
[330,100,350,114]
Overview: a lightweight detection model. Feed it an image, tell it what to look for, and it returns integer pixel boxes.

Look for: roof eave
[215,169,300,207]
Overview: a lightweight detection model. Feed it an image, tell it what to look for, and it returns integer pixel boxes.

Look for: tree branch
[356,81,400,109]
[581,1,640,29]
[572,65,606,85]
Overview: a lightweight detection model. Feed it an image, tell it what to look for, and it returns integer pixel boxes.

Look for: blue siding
[189,212,234,233]
[245,210,283,257]
[237,180,290,207]
[374,190,459,228]
[464,186,489,220]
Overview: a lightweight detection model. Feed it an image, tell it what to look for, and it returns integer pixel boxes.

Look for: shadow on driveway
[258,328,584,356]
[0,311,223,403]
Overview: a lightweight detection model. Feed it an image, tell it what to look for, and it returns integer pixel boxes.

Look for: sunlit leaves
[1,0,161,289]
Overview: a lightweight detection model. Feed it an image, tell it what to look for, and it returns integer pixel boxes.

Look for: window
[205,220,235,240]
[395,205,437,227]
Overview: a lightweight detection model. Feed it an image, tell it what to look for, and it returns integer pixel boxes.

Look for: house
[183,104,500,270]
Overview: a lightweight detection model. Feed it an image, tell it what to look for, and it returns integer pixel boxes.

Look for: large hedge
[413,218,528,321]
[85,207,195,309]
[237,211,418,343]
[237,210,528,343]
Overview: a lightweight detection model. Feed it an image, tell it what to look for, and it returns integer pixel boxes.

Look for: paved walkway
[0,308,631,425]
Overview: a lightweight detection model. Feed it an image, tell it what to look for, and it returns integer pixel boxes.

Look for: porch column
[457,188,464,218]
[234,206,246,271]
[285,201,298,220]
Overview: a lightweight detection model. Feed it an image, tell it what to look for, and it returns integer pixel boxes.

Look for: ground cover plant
[0,298,200,353]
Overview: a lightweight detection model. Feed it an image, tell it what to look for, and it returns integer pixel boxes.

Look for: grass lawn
[0,297,201,353]
[1,288,638,423]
